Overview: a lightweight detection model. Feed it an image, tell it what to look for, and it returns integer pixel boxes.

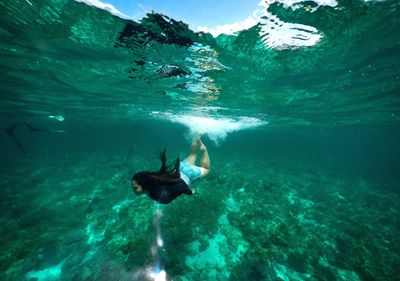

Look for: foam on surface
[159,113,266,144]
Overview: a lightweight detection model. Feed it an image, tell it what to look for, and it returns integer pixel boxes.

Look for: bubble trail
[146,205,167,281]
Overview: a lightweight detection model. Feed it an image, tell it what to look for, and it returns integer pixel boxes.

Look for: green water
[1,0,399,280]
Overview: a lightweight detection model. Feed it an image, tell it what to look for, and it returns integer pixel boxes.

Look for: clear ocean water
[1,0,399,280]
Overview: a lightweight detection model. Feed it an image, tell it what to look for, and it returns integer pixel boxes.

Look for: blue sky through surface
[81,0,261,34]
[77,0,337,45]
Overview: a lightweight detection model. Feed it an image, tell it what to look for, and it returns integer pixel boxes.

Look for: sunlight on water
[255,0,341,50]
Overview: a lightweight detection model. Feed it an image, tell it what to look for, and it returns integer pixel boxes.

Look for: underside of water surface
[0,0,399,280]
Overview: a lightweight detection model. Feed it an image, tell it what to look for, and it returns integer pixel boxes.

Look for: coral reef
[0,154,399,280]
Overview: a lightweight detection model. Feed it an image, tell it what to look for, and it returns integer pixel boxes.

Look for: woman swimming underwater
[131,138,210,204]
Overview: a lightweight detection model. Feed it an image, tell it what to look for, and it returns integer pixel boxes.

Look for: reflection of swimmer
[4,122,66,153]
[131,138,211,204]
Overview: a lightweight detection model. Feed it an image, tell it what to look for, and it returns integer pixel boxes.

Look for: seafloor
[0,151,399,281]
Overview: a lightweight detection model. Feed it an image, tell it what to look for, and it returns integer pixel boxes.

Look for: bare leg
[184,139,200,165]
[199,140,211,176]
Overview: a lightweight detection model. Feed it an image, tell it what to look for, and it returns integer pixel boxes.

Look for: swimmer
[4,122,66,153]
[131,138,210,204]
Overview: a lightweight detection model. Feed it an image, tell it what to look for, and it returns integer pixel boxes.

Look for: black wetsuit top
[147,179,193,204]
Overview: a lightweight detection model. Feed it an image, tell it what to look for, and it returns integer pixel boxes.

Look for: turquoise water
[1,0,400,280]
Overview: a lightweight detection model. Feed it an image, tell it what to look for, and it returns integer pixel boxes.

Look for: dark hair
[132,149,180,192]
